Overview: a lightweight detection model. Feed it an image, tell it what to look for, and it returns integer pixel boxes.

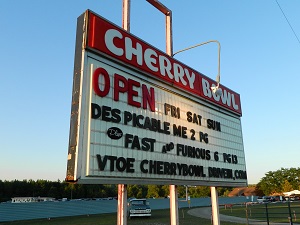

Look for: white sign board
[66,10,247,187]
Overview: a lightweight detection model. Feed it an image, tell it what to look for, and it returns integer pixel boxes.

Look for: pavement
[188,207,299,225]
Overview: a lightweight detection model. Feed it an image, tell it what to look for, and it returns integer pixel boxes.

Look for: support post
[146,0,173,55]
[185,185,188,201]
[122,0,130,31]
[117,3,131,225]
[170,185,179,225]
[117,184,127,225]
[288,201,293,225]
[122,1,177,224]
[145,2,177,224]
[265,203,270,225]
[211,186,220,225]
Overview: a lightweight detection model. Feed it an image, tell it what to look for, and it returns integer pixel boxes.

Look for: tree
[189,186,210,197]
[48,186,59,198]
[282,180,293,192]
[128,185,140,198]
[256,167,300,195]
[217,187,233,197]
[146,185,160,198]
[161,185,169,198]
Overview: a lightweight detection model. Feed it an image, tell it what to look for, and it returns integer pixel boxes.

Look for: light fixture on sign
[211,84,222,96]
[172,40,222,96]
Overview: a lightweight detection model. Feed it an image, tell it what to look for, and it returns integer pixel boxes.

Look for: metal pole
[211,186,220,225]
[173,40,221,85]
[145,1,176,223]
[122,0,130,32]
[288,201,293,225]
[265,203,269,225]
[165,10,173,55]
[123,0,177,223]
[146,0,173,55]
[246,203,249,225]
[117,184,127,225]
[185,185,188,201]
[117,2,131,225]
[170,185,179,225]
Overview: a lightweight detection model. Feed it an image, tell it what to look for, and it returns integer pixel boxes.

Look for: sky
[0,0,299,185]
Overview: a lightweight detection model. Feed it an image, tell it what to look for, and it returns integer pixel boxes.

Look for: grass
[219,201,300,223]
[1,207,245,225]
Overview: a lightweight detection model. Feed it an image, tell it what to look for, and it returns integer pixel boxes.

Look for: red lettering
[113,74,128,101]
[93,67,110,97]
[128,79,141,108]
[142,85,155,112]
[94,71,155,111]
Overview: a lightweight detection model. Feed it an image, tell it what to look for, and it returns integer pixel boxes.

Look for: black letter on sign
[140,160,149,173]
[91,103,101,119]
[96,154,107,171]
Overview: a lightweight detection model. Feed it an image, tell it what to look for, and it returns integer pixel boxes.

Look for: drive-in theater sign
[66,10,247,187]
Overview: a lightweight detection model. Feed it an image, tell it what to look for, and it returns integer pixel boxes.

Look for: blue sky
[1,1,299,185]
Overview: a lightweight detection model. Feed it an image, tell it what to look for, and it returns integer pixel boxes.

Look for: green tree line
[2,167,298,202]
[0,180,233,202]
[256,167,300,196]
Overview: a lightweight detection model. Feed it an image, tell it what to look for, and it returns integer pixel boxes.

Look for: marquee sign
[66,10,247,186]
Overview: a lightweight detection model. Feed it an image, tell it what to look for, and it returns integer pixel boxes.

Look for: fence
[246,201,300,225]
[1,196,251,222]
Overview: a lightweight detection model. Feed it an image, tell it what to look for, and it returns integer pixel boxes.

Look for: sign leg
[211,186,220,225]
[170,185,179,225]
[117,184,127,225]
